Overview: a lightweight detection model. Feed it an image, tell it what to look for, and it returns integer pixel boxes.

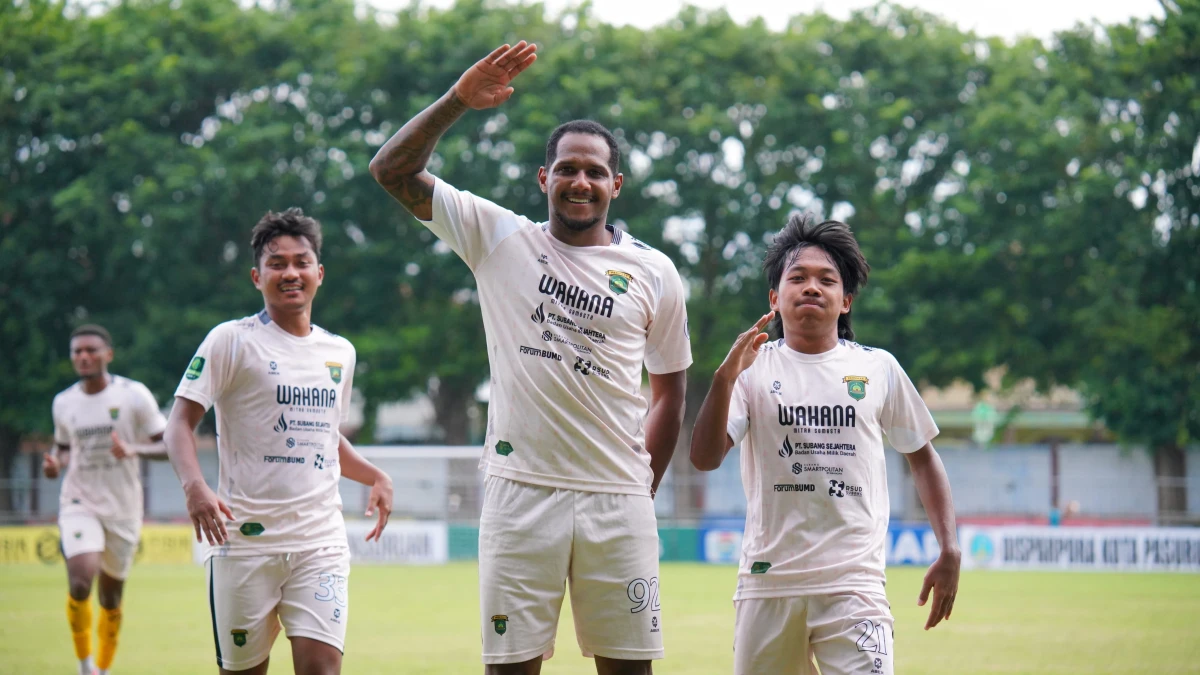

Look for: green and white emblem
[184,356,206,380]
[842,375,868,401]
[326,361,343,384]
[491,615,508,635]
[606,269,632,295]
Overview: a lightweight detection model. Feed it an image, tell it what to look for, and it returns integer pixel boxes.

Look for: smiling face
[250,234,324,313]
[538,132,623,232]
[769,245,852,340]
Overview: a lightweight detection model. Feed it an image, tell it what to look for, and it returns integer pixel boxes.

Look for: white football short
[205,547,351,671]
[58,513,141,580]
[479,476,663,664]
[734,591,894,675]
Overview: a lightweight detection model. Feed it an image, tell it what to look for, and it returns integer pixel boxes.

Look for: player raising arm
[164,209,392,675]
[370,42,691,675]
[690,214,959,675]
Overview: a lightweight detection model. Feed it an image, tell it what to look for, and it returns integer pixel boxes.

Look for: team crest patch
[325,361,343,384]
[750,561,772,574]
[494,441,514,457]
[606,270,632,295]
[842,375,869,401]
[239,522,265,537]
[491,615,508,635]
[231,629,248,647]
[109,407,119,420]
[184,356,205,380]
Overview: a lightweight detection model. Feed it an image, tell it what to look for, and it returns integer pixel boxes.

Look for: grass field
[2,562,1199,674]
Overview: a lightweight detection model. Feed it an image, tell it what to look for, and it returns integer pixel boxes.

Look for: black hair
[762,213,870,340]
[70,324,112,347]
[545,119,620,175]
[250,208,323,266]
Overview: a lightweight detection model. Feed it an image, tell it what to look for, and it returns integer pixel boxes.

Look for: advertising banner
[1,524,194,565]
[961,525,1200,572]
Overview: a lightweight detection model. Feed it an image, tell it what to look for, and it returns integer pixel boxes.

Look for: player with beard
[47,324,170,675]
[369,42,691,675]
[690,214,960,675]
[165,209,393,675]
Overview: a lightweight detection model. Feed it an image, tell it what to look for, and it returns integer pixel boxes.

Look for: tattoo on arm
[369,89,470,219]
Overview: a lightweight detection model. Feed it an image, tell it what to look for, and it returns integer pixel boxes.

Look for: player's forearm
[126,440,169,459]
[645,394,686,495]
[368,88,469,216]
[164,422,207,491]
[337,435,388,486]
[909,445,960,555]
[690,373,736,471]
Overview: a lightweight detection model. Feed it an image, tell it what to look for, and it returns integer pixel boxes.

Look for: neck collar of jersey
[776,338,844,364]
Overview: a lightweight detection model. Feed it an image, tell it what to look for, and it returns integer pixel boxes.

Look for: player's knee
[67,576,93,600]
[594,657,652,675]
[485,658,542,675]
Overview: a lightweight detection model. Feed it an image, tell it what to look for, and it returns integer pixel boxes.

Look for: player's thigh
[479,476,573,664]
[277,547,351,657]
[807,591,894,675]
[98,518,141,581]
[569,491,662,661]
[733,597,814,675]
[59,513,106,561]
[206,555,287,672]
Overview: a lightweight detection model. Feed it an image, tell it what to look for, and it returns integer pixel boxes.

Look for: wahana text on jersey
[777,401,854,427]
[539,273,614,319]
[276,385,337,409]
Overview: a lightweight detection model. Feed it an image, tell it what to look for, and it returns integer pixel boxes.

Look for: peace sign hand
[715,312,774,383]
[453,41,539,110]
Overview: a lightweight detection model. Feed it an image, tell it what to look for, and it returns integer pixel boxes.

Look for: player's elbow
[689,444,722,472]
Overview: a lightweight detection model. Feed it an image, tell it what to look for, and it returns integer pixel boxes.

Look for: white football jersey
[53,375,168,520]
[423,177,692,496]
[726,339,938,598]
[175,312,355,556]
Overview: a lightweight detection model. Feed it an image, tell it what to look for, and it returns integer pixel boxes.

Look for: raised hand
[452,41,538,110]
[715,312,775,382]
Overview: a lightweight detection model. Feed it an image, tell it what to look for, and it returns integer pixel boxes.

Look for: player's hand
[110,431,131,459]
[184,480,233,546]
[452,41,538,110]
[42,452,61,479]
[918,547,961,630]
[364,473,393,542]
[714,312,774,383]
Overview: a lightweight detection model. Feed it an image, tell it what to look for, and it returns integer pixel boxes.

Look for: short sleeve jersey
[423,177,692,495]
[726,339,938,598]
[174,312,356,556]
[53,375,168,520]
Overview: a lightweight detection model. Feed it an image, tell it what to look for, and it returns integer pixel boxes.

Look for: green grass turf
[2,562,1198,674]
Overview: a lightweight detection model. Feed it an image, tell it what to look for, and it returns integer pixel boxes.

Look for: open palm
[453,41,539,110]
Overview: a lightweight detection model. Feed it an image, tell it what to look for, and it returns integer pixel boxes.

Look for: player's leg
[732,597,813,675]
[479,476,573,672]
[93,518,139,674]
[807,591,894,675]
[568,490,661,673]
[277,547,350,675]
[60,513,106,675]
[207,554,286,673]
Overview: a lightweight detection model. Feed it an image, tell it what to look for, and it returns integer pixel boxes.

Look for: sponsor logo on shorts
[495,441,514,457]
[239,523,265,537]
[491,615,508,635]
[750,561,772,574]
[231,629,248,647]
[651,616,659,633]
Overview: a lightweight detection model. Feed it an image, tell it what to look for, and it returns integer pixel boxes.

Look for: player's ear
[769,288,780,313]
[250,265,262,289]
[841,293,853,315]
[611,172,623,198]
[317,263,325,285]
[537,166,548,193]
